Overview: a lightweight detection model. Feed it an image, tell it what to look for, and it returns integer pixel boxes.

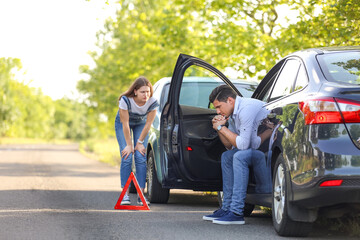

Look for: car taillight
[335,98,360,123]
[299,97,360,125]
[319,180,343,187]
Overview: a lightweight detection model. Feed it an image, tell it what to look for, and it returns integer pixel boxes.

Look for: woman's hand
[121,145,133,160]
[135,142,146,156]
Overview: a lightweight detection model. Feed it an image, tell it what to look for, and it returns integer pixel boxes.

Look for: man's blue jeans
[115,117,149,189]
[221,148,272,215]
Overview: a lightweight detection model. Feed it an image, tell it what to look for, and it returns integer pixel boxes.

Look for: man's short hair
[209,85,237,103]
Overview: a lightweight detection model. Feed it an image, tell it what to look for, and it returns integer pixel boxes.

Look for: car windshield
[317,51,360,85]
[160,81,257,110]
[234,83,257,98]
[178,82,256,108]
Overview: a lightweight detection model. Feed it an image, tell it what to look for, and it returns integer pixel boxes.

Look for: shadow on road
[0,162,119,177]
[0,189,220,211]
[0,144,79,151]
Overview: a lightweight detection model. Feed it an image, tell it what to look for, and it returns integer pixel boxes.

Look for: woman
[115,76,158,205]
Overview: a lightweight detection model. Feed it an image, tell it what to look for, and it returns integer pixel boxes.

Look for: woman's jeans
[221,148,272,215]
[115,118,149,189]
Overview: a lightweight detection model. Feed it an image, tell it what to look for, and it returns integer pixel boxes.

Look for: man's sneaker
[202,208,229,221]
[121,194,131,205]
[212,211,245,225]
[137,196,150,206]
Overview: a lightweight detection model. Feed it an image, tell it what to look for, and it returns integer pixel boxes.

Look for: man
[202,85,273,225]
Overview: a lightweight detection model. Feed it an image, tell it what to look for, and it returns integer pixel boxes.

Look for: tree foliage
[2,1,359,140]
[0,57,104,140]
[0,58,22,135]
[79,0,360,125]
[277,0,360,53]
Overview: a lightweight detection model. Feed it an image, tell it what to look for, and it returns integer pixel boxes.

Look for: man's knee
[252,150,265,162]
[233,149,252,166]
[221,149,236,163]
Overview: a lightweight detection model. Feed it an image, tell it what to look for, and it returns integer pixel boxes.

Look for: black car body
[146,48,360,237]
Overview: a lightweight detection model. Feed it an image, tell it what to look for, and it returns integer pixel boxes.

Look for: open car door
[160,54,242,190]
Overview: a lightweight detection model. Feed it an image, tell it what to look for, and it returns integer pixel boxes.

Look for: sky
[0,0,118,100]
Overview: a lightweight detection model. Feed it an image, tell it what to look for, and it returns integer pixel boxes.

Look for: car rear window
[317,51,360,85]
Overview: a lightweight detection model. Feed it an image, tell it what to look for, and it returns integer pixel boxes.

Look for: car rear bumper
[291,177,360,209]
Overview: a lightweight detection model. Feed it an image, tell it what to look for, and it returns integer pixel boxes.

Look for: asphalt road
[0,144,354,240]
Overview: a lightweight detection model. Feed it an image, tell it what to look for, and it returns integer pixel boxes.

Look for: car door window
[152,82,163,109]
[252,60,284,102]
[159,84,170,111]
[269,59,301,101]
[261,72,279,102]
[293,64,308,92]
[179,65,224,109]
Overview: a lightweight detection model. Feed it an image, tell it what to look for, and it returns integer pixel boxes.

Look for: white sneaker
[121,194,131,205]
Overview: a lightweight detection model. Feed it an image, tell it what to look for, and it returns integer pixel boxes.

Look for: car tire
[129,181,137,193]
[272,155,312,237]
[129,160,137,193]
[146,150,170,203]
[243,203,255,217]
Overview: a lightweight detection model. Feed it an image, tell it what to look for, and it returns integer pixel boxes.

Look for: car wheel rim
[274,163,285,224]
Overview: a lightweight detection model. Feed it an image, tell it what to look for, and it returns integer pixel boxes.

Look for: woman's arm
[134,110,157,156]
[119,109,133,159]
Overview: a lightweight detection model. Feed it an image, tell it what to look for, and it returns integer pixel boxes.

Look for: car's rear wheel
[146,150,170,203]
[272,155,312,237]
[129,161,137,193]
[129,181,137,193]
[243,203,255,217]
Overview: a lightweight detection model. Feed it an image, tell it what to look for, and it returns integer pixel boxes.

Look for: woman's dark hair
[209,85,237,103]
[118,76,154,101]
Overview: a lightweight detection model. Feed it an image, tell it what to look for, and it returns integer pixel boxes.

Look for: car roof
[288,46,360,58]
[155,76,258,86]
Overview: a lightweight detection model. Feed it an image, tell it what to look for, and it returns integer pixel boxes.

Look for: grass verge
[79,138,121,167]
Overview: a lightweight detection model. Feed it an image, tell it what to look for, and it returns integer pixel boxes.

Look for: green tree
[276,0,360,54]
[53,98,108,140]
[78,0,205,120]
[0,57,22,136]
[78,0,360,134]
[5,80,55,138]
[0,57,100,140]
[78,0,303,122]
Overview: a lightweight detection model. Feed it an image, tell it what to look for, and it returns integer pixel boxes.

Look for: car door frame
[159,53,242,187]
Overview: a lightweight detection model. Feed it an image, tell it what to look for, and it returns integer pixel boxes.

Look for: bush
[80,138,121,166]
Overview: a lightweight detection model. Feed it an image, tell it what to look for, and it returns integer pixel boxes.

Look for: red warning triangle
[114,172,150,210]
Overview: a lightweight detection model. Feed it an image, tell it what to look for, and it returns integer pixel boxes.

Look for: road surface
[0,144,353,239]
